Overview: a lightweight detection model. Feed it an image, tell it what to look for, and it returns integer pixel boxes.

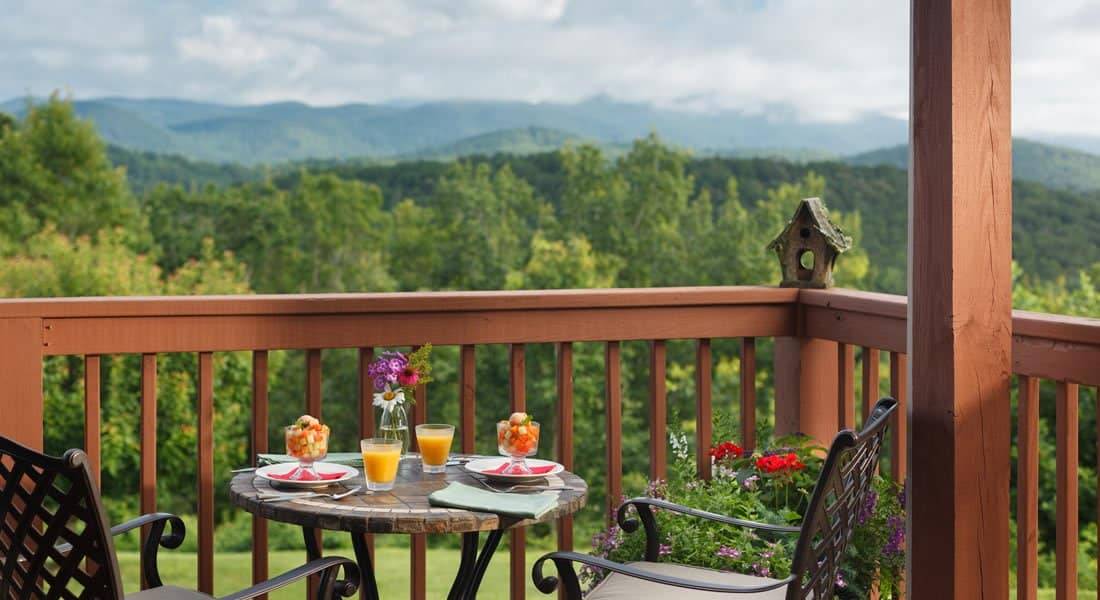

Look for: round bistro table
[229,456,587,600]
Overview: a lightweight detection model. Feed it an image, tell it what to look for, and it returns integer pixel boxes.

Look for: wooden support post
[0,318,43,449]
[774,337,840,445]
[909,0,1012,597]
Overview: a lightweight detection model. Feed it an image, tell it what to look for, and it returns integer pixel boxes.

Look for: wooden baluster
[1017,376,1039,600]
[861,347,880,424]
[460,345,476,454]
[252,351,269,598]
[837,343,855,431]
[411,346,427,600]
[889,353,907,483]
[305,349,323,600]
[606,342,623,517]
[1056,381,1079,599]
[198,352,214,595]
[556,343,574,561]
[510,344,526,600]
[695,339,712,480]
[140,353,157,590]
[740,338,757,452]
[358,347,375,564]
[649,340,667,481]
[84,355,101,484]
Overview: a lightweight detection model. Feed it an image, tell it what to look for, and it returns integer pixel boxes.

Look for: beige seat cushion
[586,561,789,600]
[127,585,214,599]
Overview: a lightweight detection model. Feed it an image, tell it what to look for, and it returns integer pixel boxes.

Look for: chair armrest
[110,513,186,588]
[616,498,799,561]
[219,556,359,600]
[532,551,794,599]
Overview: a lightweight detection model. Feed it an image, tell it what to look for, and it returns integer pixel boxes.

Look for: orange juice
[360,438,402,491]
[415,424,454,473]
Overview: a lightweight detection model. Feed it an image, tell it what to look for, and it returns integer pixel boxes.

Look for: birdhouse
[767,197,852,289]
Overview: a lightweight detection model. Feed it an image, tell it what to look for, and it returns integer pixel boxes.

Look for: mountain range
[4,95,1100,190]
[1,96,907,163]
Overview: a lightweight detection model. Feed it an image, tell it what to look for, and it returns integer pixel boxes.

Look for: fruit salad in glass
[284,415,330,480]
[496,412,540,475]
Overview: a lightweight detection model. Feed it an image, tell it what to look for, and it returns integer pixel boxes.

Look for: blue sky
[1,1,1097,135]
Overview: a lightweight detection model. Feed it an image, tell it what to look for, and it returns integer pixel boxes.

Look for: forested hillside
[849,137,1100,191]
[3,98,1098,587]
[108,142,1100,294]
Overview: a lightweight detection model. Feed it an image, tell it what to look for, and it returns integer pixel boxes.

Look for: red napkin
[269,467,345,481]
[484,463,556,475]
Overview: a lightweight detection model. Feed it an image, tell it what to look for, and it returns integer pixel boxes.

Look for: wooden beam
[648,340,667,481]
[774,338,840,445]
[0,318,43,449]
[908,0,1012,597]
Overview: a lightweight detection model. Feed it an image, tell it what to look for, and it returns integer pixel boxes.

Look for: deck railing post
[774,335,839,445]
[909,0,1012,596]
[0,318,44,449]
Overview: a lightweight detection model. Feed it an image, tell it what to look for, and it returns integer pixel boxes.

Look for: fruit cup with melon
[496,412,540,475]
[284,415,330,480]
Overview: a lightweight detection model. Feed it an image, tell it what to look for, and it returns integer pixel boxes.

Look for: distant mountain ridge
[1,96,909,165]
[848,138,1100,191]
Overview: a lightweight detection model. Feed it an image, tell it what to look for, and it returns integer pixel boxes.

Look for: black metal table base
[447,529,505,600]
[302,527,504,600]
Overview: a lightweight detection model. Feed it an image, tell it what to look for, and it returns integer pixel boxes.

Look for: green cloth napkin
[428,482,557,519]
[257,453,363,467]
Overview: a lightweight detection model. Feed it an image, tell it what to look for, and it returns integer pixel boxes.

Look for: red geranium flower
[755,452,805,474]
[709,441,743,461]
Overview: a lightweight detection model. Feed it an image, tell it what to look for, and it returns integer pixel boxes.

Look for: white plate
[464,457,564,484]
[254,462,358,489]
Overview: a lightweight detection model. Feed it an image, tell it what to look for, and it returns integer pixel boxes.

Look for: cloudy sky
[2,0,1097,135]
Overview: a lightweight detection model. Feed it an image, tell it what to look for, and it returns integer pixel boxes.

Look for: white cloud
[1,0,1098,136]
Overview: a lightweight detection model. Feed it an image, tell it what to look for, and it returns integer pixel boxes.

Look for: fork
[260,486,364,503]
[470,478,580,494]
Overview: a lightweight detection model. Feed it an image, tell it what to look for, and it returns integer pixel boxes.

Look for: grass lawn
[118,548,550,599]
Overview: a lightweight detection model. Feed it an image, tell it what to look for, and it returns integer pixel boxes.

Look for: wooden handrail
[0,286,797,318]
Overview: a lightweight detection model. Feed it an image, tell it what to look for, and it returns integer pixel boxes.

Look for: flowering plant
[367,345,433,409]
[584,414,905,598]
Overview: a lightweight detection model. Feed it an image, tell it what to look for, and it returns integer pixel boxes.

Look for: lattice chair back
[787,397,898,599]
[0,436,124,599]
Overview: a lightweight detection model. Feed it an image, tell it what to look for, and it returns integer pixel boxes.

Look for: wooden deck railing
[0,285,1097,598]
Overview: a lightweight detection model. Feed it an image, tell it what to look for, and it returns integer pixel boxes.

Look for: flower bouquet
[366,345,433,455]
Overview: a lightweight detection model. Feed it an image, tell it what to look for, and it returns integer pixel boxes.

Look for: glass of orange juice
[415,424,455,473]
[360,438,403,491]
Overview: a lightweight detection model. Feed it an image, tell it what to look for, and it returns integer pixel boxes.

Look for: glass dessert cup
[284,425,329,481]
[361,437,403,491]
[415,424,454,474]
[496,420,540,475]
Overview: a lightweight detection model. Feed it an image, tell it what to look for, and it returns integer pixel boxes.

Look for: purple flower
[751,563,771,577]
[836,572,847,588]
[716,546,742,559]
[367,352,410,390]
[883,515,905,556]
[857,490,878,525]
[658,544,672,557]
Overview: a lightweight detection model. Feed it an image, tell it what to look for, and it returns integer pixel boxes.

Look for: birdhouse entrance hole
[797,249,815,280]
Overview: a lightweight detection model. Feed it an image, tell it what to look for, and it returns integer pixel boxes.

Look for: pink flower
[397,367,420,387]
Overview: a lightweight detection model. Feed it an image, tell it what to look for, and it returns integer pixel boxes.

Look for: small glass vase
[378,403,410,456]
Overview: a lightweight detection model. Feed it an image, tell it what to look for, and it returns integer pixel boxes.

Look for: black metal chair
[0,435,359,599]
[533,397,898,599]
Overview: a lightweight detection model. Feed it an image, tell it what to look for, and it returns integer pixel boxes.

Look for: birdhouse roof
[767,197,853,252]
